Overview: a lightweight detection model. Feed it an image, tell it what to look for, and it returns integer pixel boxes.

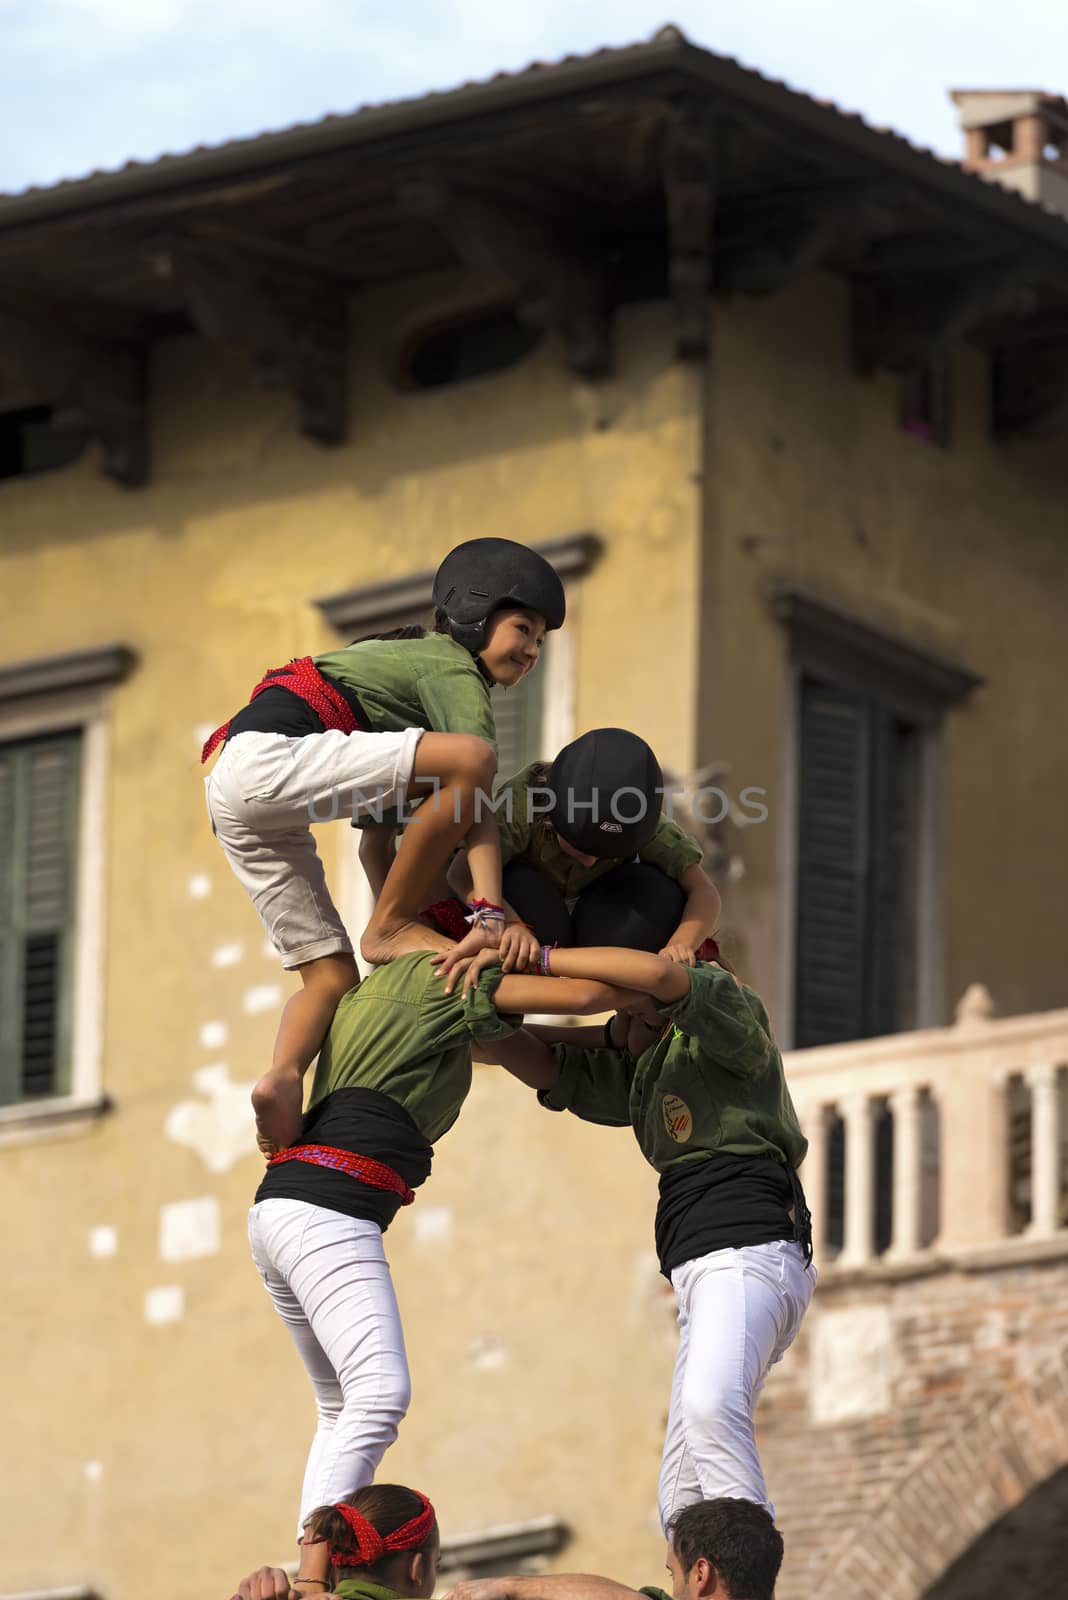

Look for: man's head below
[665,1499,783,1600]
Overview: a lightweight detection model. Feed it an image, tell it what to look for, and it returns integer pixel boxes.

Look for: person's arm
[228,1566,302,1600]
[443,1574,644,1600]
[492,973,647,1017]
[659,861,722,965]
[440,942,691,1004]
[472,1028,559,1090]
[358,825,399,899]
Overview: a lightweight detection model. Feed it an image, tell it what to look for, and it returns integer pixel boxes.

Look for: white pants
[658,1240,816,1529]
[248,1199,411,1533]
[206,727,423,967]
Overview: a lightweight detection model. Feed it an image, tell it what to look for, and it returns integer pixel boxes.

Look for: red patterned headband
[331,1492,436,1570]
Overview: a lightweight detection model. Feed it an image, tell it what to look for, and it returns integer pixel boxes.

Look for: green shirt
[539,963,807,1172]
[495,762,703,897]
[334,1581,406,1600]
[317,632,497,748]
[309,953,521,1143]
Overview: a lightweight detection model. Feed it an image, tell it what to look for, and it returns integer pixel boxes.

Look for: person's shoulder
[349,953,438,1002]
[498,760,542,791]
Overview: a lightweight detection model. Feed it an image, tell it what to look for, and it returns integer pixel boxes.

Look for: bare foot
[360,917,455,967]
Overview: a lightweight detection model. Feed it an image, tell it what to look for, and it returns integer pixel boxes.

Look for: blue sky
[1,0,1065,194]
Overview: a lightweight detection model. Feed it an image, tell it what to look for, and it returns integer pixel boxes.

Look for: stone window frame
[0,645,134,1140]
[773,587,983,1046]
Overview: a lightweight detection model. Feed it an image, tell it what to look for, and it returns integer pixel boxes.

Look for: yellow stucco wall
[704,272,1068,1024]
[1,294,700,1596]
[3,265,1067,1598]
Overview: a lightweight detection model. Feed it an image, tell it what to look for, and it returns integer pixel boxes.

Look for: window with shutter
[795,676,918,1048]
[0,732,81,1106]
[491,641,547,780]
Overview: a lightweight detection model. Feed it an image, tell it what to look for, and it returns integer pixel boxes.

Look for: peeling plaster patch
[809,1305,893,1425]
[88,1225,118,1258]
[199,1020,228,1050]
[211,942,244,968]
[194,1063,229,1094]
[84,1460,104,1483]
[413,1206,452,1245]
[188,873,212,900]
[145,1285,185,1325]
[159,1197,221,1263]
[468,1335,509,1373]
[166,1066,258,1173]
[243,984,282,1015]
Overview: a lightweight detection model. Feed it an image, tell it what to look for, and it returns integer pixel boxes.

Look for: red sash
[267,1142,415,1205]
[201,657,361,763]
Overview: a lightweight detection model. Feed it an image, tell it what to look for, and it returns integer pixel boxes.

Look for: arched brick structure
[828,1338,1068,1599]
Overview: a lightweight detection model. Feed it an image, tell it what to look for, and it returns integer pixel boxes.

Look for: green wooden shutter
[796,678,917,1050]
[0,733,81,1105]
[795,680,871,1047]
[491,642,547,781]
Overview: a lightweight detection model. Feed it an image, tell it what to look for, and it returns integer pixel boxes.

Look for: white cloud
[0,0,1065,192]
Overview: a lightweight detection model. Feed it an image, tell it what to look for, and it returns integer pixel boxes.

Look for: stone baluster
[885,1085,924,1261]
[799,1104,828,1265]
[1026,1063,1063,1238]
[838,1093,876,1268]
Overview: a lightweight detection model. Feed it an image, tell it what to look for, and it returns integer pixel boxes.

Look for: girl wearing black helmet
[202,538,563,1154]
[454,729,721,963]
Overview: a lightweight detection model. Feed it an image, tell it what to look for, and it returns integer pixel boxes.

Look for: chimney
[951,89,1068,219]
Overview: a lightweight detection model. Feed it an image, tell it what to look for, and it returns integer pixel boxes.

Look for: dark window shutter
[0,733,81,1105]
[795,682,870,1047]
[491,644,546,782]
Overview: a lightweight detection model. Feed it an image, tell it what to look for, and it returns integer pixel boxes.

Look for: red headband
[331,1492,436,1570]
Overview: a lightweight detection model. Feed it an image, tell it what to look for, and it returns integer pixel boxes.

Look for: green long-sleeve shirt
[333,1580,408,1600]
[539,963,807,1171]
[310,952,521,1143]
[318,632,497,748]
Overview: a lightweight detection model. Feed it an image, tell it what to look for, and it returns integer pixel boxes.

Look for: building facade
[2,28,1068,1600]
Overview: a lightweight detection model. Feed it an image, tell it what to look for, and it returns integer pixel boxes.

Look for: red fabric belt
[267,1142,416,1205]
[201,656,362,764]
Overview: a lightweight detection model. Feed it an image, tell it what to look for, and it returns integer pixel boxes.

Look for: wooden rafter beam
[662,103,719,357]
[993,338,1068,438]
[0,304,147,486]
[851,260,1040,374]
[396,175,613,379]
[152,237,348,443]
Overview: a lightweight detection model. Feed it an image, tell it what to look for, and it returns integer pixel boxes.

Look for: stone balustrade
[786,986,1068,1272]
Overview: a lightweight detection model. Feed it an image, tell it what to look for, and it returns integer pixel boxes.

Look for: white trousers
[248,1198,411,1534]
[206,727,423,967]
[658,1240,816,1530]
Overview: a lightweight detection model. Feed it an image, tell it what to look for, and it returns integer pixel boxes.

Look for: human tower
[201,539,813,1593]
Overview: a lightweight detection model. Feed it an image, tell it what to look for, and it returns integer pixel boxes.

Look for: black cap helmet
[547,728,663,859]
[433,538,566,653]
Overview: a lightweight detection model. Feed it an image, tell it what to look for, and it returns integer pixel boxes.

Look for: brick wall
[758,1254,1068,1599]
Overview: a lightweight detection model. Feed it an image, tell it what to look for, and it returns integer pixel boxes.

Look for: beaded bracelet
[540,942,557,975]
[465,898,507,930]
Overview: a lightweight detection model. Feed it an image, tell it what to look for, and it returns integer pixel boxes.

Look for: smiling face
[478,606,546,686]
